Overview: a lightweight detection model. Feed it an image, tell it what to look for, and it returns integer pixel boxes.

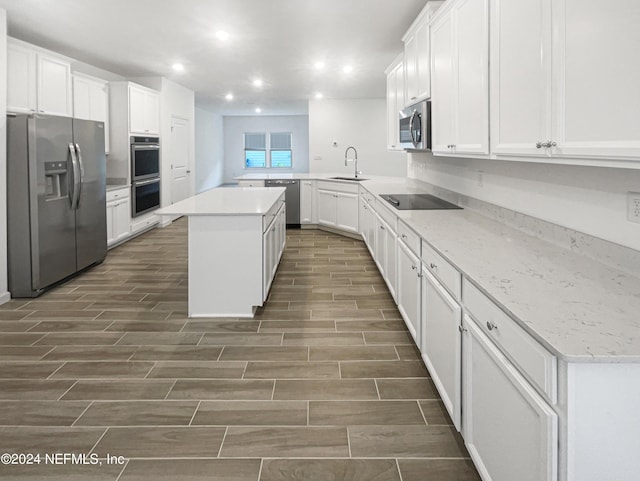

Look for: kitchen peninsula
[156,187,286,317]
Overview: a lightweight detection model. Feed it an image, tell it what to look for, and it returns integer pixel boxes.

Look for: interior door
[170,116,191,204]
[73,118,107,270]
[32,115,77,289]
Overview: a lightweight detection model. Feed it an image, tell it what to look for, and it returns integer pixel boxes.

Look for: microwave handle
[409,110,418,145]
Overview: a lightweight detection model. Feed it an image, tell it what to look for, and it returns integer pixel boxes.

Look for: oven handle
[132,144,160,150]
[133,178,161,187]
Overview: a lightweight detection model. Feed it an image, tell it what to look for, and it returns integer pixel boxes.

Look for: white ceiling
[0,0,428,115]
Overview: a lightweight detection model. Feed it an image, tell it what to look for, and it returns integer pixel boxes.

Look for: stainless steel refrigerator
[7,114,107,297]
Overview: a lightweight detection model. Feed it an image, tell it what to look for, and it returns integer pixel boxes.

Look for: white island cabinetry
[156,187,286,317]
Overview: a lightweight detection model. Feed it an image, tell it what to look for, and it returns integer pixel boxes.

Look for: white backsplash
[407,152,640,275]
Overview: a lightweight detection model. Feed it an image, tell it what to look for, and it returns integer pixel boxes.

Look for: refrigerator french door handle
[75,143,84,208]
[68,143,80,209]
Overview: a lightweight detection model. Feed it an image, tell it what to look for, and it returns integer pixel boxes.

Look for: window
[244,133,266,168]
[244,132,292,168]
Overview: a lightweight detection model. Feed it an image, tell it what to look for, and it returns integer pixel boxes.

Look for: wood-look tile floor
[0,218,481,481]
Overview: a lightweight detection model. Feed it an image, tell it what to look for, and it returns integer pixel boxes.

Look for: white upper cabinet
[490,0,553,157]
[403,1,443,107]
[129,84,160,135]
[7,42,37,113]
[7,39,72,117]
[37,54,73,117]
[73,73,110,152]
[551,0,640,159]
[385,55,404,151]
[431,0,489,156]
[491,0,640,160]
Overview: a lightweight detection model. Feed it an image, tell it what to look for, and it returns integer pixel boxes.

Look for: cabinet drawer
[374,201,397,234]
[238,180,264,187]
[422,241,461,300]
[263,194,285,232]
[397,220,421,256]
[317,180,359,194]
[463,279,557,404]
[107,187,129,203]
[359,187,376,205]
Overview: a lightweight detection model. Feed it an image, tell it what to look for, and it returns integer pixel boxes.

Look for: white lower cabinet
[462,315,558,481]
[263,201,286,301]
[106,188,130,247]
[375,214,397,301]
[396,239,421,345]
[300,180,314,224]
[317,185,359,234]
[421,268,462,430]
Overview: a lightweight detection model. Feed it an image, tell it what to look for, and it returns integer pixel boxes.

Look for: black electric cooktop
[380,194,462,211]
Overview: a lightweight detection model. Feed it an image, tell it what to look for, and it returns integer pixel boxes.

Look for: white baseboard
[0,291,11,306]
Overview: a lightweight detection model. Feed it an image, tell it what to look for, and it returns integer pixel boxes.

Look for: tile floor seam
[163,379,179,400]
[56,380,79,401]
[216,426,229,458]
[70,401,94,427]
[114,458,129,481]
[346,425,352,458]
[38,345,57,359]
[45,361,67,380]
[143,362,157,379]
[87,426,109,454]
[188,400,202,426]
[395,458,405,481]
[417,399,429,425]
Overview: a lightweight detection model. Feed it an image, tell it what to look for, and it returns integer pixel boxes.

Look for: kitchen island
[156,187,286,317]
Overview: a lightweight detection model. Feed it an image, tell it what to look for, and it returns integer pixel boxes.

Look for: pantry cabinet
[462,316,558,481]
[431,0,489,156]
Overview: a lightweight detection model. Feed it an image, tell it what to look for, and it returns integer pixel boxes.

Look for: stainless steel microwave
[399,100,431,150]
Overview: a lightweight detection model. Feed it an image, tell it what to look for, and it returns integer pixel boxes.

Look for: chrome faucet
[344,146,361,178]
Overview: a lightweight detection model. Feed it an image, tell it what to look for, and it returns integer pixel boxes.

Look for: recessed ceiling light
[225,93,234,101]
[314,61,325,70]
[216,30,229,41]
[252,79,263,87]
[315,92,323,100]
[255,107,262,113]
[172,63,185,72]
[343,65,353,73]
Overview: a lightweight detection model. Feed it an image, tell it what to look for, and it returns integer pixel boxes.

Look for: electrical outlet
[627,192,640,224]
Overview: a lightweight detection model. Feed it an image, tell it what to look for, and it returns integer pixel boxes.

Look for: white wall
[195,107,224,192]
[223,115,309,183]
[0,9,8,304]
[309,98,406,177]
[408,152,640,251]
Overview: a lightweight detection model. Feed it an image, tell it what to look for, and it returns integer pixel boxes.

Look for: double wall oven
[131,136,160,217]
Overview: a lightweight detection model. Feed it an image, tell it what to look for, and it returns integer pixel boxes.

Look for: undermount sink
[330,176,368,181]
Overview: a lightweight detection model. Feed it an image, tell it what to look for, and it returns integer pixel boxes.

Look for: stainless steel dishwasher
[264,179,300,227]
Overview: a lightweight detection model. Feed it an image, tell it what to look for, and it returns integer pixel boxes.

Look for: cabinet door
[384,228,397,301]
[358,196,368,239]
[374,214,386,276]
[114,199,130,242]
[386,63,403,151]
[421,269,462,430]
[129,85,147,134]
[415,20,432,101]
[37,54,72,116]
[552,0,640,159]
[73,76,92,120]
[317,189,336,227]
[430,11,456,154]
[7,42,37,113]
[397,240,421,345]
[454,0,489,154]
[106,202,115,245]
[145,91,160,135]
[300,181,314,224]
[335,192,359,233]
[462,316,558,481]
[404,33,418,106]
[490,0,552,156]
[263,220,276,301]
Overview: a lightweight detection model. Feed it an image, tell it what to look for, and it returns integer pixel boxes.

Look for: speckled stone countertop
[362,179,640,363]
[233,173,640,362]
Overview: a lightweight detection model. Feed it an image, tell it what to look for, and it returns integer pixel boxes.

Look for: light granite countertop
[235,173,640,362]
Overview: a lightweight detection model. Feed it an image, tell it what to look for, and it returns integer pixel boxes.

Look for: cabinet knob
[458,325,467,333]
[380,225,385,230]
[536,141,543,149]
[486,321,498,331]
[411,265,417,270]
[401,234,407,239]
[550,141,557,147]
[429,262,437,270]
